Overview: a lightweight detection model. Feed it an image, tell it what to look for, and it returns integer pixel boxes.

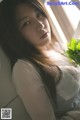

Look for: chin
[44,37,51,44]
[40,39,51,48]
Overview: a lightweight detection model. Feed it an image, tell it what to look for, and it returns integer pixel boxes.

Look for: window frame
[44,0,80,42]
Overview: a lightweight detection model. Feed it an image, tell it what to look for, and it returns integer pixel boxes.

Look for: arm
[12,60,56,120]
[12,60,80,120]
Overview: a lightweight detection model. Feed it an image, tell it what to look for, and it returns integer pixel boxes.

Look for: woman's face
[15,3,51,49]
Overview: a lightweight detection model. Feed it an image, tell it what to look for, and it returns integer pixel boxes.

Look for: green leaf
[67,38,76,51]
[76,43,80,50]
[65,38,80,65]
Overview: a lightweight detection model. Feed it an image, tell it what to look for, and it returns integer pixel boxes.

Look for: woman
[0,0,80,119]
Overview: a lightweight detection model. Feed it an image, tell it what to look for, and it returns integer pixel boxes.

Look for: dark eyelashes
[22,21,30,28]
[20,11,45,28]
[36,11,45,18]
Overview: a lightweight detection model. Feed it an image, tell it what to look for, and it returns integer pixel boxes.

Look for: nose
[36,20,45,31]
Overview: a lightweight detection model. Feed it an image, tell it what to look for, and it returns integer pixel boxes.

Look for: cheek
[20,29,37,44]
[20,29,33,40]
[46,21,51,31]
[44,20,51,34]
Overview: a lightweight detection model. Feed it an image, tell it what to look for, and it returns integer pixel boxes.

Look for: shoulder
[12,59,40,76]
[13,59,36,72]
[12,59,41,84]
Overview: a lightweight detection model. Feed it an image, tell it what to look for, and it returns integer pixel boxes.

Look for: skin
[15,3,52,50]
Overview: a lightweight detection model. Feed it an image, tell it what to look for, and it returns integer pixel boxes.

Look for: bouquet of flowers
[65,38,80,65]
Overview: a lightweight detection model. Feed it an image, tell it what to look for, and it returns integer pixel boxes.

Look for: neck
[43,42,63,54]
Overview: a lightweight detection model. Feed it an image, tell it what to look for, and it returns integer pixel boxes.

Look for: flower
[65,38,80,65]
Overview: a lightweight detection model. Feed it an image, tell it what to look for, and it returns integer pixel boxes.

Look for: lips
[40,32,48,39]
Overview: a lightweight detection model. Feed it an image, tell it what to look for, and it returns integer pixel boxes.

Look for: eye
[22,21,30,28]
[37,12,43,18]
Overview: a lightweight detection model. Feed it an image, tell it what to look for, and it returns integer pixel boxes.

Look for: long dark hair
[0,0,62,106]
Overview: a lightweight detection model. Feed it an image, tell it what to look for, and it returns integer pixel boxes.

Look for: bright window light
[44,2,67,48]
[59,0,80,30]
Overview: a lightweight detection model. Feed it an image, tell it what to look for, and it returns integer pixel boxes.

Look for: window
[44,0,67,49]
[44,0,80,42]
[61,0,80,30]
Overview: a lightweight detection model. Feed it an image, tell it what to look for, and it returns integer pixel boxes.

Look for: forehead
[15,3,38,20]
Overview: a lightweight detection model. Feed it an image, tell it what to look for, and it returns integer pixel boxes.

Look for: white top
[12,59,80,120]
